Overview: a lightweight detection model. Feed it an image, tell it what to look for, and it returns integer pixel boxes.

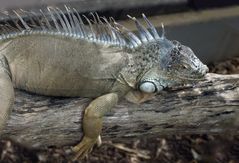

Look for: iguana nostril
[200,65,209,75]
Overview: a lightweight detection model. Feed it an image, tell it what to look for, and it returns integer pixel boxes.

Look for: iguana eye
[139,81,157,93]
[182,64,188,69]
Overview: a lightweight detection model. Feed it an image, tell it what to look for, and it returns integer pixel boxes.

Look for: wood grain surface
[1,73,239,148]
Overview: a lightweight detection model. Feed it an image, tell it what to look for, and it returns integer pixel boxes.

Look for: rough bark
[1,73,239,148]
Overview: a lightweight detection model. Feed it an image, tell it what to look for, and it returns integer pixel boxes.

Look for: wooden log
[1,73,239,148]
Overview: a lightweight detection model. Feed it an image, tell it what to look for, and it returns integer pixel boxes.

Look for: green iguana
[0,6,208,160]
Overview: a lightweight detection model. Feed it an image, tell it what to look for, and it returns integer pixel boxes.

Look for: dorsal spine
[0,6,165,49]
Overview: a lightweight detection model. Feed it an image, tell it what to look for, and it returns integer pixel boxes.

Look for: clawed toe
[72,136,97,161]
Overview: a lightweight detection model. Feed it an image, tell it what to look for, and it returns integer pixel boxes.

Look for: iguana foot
[72,136,97,160]
[72,135,101,160]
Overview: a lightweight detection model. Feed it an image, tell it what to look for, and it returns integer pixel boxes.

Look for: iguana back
[0,9,130,97]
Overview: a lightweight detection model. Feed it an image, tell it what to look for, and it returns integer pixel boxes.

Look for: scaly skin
[0,8,209,160]
[0,34,134,159]
[1,35,129,97]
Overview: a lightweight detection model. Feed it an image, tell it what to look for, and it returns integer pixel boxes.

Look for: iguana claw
[72,136,97,160]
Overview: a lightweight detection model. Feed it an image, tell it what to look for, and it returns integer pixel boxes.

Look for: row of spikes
[0,5,166,49]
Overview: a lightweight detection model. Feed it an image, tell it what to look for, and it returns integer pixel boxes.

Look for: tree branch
[1,73,239,148]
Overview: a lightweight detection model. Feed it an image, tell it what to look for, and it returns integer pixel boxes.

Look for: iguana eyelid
[182,64,189,69]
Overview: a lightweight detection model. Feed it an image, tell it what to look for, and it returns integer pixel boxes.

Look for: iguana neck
[116,48,151,90]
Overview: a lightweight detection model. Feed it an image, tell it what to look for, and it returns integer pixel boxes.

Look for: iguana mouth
[177,74,206,81]
[166,70,207,81]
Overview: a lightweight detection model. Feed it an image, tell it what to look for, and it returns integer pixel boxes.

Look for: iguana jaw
[177,75,206,81]
[178,64,209,80]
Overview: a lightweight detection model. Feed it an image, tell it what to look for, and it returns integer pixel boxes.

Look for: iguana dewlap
[0,6,208,160]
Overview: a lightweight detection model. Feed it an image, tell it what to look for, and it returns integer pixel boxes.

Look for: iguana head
[158,38,209,80]
[114,15,209,93]
[135,38,208,93]
[90,14,208,93]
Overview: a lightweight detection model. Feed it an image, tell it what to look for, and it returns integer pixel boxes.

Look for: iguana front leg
[72,93,119,160]
[0,56,14,132]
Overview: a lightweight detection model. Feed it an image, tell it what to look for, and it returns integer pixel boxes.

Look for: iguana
[0,6,208,160]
